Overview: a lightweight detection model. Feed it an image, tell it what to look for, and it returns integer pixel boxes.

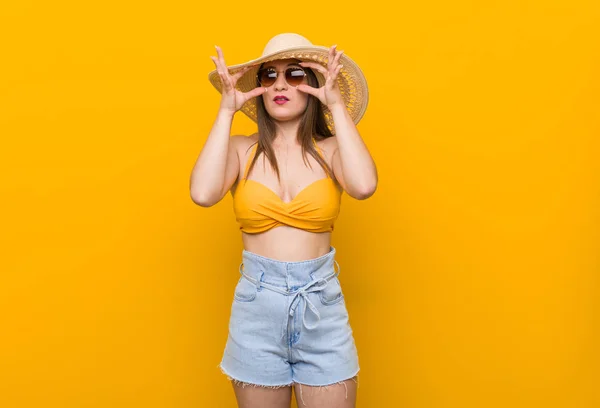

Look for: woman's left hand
[296,45,344,108]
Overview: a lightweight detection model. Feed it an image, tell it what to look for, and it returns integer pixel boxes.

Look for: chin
[272,112,304,123]
[266,106,304,122]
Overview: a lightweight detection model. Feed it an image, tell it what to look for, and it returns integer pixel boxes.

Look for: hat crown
[261,33,313,57]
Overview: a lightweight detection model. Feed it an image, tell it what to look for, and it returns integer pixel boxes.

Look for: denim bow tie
[238,260,339,342]
[282,277,332,339]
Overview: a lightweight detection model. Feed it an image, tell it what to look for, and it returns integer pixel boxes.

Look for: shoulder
[232,133,259,157]
[314,134,339,161]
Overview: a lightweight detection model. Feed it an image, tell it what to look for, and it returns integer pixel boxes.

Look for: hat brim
[208,46,368,134]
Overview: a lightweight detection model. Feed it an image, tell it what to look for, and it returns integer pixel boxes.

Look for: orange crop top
[233,138,342,234]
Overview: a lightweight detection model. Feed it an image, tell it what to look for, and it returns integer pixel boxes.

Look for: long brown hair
[243,62,334,185]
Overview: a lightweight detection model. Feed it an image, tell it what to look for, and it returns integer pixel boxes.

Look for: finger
[211,55,226,78]
[296,84,319,97]
[328,45,336,70]
[212,57,233,90]
[298,61,328,75]
[215,45,228,70]
[221,74,233,91]
[331,64,343,81]
[211,48,222,70]
[244,86,268,100]
[210,56,227,87]
[332,50,344,70]
[215,45,234,81]
[231,65,251,82]
[329,50,343,77]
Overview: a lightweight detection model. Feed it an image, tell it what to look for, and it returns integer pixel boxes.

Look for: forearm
[329,103,378,197]
[189,109,234,204]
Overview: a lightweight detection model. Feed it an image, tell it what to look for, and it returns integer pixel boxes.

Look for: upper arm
[219,135,243,199]
[329,136,378,200]
[329,137,348,193]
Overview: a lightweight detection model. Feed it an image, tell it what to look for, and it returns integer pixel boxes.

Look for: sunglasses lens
[258,68,277,87]
[258,67,306,87]
[286,67,305,86]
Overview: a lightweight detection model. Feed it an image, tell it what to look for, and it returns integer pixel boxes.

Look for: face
[259,58,309,122]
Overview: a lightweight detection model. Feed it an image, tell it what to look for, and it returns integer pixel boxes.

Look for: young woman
[190,33,377,408]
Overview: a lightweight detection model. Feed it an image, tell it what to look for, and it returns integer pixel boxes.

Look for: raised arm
[189,46,266,207]
[189,110,239,207]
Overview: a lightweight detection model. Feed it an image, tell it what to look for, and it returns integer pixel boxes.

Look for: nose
[274,72,287,91]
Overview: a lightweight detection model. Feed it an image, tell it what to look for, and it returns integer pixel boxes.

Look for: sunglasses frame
[256,66,307,87]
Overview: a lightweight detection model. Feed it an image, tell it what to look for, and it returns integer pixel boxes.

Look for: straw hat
[208,33,369,133]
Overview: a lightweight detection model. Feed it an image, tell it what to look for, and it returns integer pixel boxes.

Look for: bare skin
[205,45,361,407]
[229,50,347,262]
[228,132,358,406]
[230,385,292,408]
[232,131,338,262]
[230,377,358,408]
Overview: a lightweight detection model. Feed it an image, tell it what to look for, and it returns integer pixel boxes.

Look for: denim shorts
[219,245,360,387]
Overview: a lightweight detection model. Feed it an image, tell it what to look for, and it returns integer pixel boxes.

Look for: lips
[273,95,289,103]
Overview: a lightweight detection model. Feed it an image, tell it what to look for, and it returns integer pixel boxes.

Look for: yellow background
[1,1,599,407]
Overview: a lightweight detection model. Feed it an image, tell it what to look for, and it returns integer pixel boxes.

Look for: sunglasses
[257,66,307,87]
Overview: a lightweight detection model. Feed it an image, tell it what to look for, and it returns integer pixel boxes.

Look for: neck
[273,117,303,146]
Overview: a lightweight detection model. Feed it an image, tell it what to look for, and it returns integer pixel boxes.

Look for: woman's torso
[231,133,342,261]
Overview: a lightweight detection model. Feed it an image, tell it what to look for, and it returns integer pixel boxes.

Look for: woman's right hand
[211,46,267,115]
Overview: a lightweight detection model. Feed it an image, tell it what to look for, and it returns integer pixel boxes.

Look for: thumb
[296,84,319,97]
[244,86,268,101]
